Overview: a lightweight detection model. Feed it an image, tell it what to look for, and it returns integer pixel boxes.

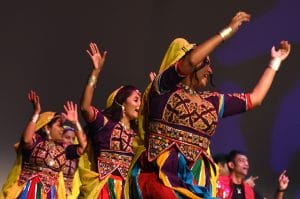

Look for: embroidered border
[147,121,211,162]
[97,151,133,180]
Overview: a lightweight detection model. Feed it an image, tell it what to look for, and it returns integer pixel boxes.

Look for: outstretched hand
[271,40,291,61]
[244,176,259,187]
[229,11,251,32]
[86,42,107,71]
[278,170,289,191]
[62,101,78,124]
[27,90,41,114]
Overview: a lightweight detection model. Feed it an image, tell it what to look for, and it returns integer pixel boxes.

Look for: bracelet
[88,75,97,88]
[269,57,281,71]
[219,26,233,41]
[277,188,286,193]
[31,114,39,123]
[75,122,83,132]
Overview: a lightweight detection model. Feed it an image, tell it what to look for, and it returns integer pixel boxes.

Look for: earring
[46,130,52,139]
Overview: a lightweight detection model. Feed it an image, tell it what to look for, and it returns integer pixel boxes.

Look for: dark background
[0,1,299,198]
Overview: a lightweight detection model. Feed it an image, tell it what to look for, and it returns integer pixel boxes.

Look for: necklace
[119,121,130,131]
[179,83,198,96]
[236,187,242,194]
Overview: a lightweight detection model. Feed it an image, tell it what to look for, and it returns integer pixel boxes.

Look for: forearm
[250,67,276,108]
[80,69,101,120]
[22,113,39,148]
[180,34,223,75]
[74,121,87,155]
[274,190,284,199]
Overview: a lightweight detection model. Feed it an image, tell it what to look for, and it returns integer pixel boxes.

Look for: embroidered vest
[18,140,66,193]
[62,159,79,195]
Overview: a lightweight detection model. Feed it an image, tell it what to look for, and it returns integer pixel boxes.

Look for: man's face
[231,154,249,178]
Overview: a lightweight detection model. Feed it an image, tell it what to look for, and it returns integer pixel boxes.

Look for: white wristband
[31,114,39,123]
[269,57,281,71]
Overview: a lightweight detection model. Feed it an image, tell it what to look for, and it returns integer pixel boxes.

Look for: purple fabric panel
[205,93,247,118]
[222,93,247,117]
[150,65,184,120]
[86,108,105,135]
[160,148,187,188]
[86,109,119,158]
[65,144,80,160]
[156,65,185,94]
[21,135,44,162]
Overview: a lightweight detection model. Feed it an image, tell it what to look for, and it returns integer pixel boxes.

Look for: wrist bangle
[277,188,286,193]
[88,75,97,88]
[31,114,39,123]
[75,122,83,132]
[219,27,233,41]
[269,57,281,71]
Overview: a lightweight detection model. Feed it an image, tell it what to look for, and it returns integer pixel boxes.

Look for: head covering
[35,112,56,132]
[63,125,75,133]
[134,38,194,148]
[106,86,124,108]
[159,38,194,73]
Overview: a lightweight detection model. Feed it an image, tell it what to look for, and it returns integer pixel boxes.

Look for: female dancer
[130,11,291,198]
[79,42,141,199]
[1,91,86,199]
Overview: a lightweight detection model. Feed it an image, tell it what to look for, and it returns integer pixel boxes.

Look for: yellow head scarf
[35,111,56,132]
[135,38,194,146]
[105,86,124,108]
[159,38,195,72]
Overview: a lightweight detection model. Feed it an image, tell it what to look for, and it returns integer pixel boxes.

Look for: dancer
[130,11,291,198]
[1,91,86,199]
[79,42,141,199]
[61,126,82,199]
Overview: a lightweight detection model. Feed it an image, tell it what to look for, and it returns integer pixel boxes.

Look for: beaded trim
[147,121,211,162]
[97,151,133,180]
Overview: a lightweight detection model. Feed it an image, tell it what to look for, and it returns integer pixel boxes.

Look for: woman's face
[62,130,75,146]
[194,57,213,88]
[48,119,64,141]
[123,90,141,120]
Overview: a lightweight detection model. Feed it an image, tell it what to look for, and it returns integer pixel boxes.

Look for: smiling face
[62,129,75,146]
[123,90,141,120]
[230,154,249,178]
[185,56,213,90]
[45,118,64,141]
[195,65,213,88]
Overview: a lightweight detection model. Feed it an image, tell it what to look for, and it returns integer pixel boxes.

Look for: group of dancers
[0,11,291,199]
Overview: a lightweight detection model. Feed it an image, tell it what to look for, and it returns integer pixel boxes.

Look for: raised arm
[179,11,251,74]
[22,90,41,149]
[274,170,289,199]
[80,42,107,121]
[250,41,291,108]
[63,101,87,155]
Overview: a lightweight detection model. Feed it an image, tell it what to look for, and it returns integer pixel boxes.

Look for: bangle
[269,57,281,71]
[219,27,233,41]
[88,75,97,88]
[75,122,83,132]
[277,188,286,193]
[31,114,39,123]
